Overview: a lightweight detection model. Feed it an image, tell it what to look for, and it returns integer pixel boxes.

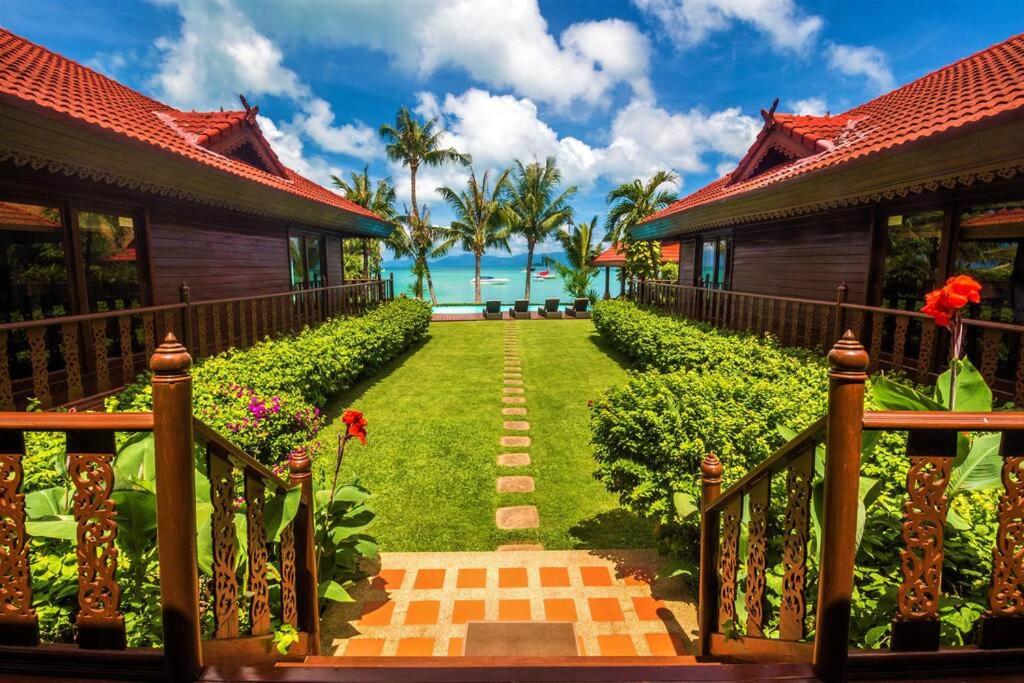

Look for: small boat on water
[533,270,556,280]
[470,275,509,285]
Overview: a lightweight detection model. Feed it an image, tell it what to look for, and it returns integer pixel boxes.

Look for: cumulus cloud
[292,98,380,158]
[789,96,828,116]
[257,115,343,187]
[826,43,895,93]
[633,0,823,53]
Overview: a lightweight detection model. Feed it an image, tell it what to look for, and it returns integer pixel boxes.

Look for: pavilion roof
[591,241,680,267]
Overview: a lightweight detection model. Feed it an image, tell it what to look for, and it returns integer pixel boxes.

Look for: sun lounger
[509,299,531,320]
[483,299,503,320]
[565,297,591,318]
[537,298,563,318]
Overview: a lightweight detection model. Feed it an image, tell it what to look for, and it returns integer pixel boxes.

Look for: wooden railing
[634,280,1024,404]
[0,278,392,411]
[0,335,319,681]
[698,332,1024,681]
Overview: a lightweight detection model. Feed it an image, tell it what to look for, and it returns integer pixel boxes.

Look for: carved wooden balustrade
[0,279,391,411]
[0,335,319,681]
[698,332,1024,681]
[634,280,1024,404]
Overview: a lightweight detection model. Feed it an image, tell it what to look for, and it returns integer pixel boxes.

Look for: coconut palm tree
[437,168,512,303]
[379,107,470,303]
[604,170,679,293]
[332,166,398,277]
[388,206,456,301]
[504,157,577,301]
[544,215,601,301]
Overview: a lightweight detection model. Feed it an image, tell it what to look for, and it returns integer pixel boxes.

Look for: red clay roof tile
[591,242,680,266]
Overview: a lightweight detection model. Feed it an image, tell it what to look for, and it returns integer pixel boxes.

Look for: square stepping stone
[497,452,531,466]
[502,407,527,416]
[501,436,530,447]
[503,387,524,394]
[495,505,539,529]
[504,379,523,386]
[503,421,529,431]
[497,476,535,493]
[502,396,526,404]
[497,543,543,551]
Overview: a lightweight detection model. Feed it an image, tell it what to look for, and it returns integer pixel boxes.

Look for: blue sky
[3,0,1022,254]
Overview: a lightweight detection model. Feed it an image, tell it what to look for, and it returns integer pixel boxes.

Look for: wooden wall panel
[729,207,872,303]
[148,212,290,304]
[325,237,342,286]
[678,239,695,285]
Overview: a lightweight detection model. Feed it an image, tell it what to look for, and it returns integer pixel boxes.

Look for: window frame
[287,230,328,290]
[694,231,733,290]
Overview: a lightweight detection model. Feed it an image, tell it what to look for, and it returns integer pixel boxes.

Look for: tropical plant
[379,106,471,304]
[437,168,512,303]
[544,216,600,301]
[604,171,678,287]
[332,167,398,279]
[387,207,457,301]
[503,157,576,301]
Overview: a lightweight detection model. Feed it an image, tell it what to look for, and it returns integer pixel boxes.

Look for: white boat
[470,276,510,285]
[533,270,556,280]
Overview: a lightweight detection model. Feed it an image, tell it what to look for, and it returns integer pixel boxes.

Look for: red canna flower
[921,288,953,327]
[921,275,982,328]
[946,275,982,305]
[342,409,368,445]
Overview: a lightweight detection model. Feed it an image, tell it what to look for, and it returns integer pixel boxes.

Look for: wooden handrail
[195,280,375,307]
[0,412,154,431]
[0,303,186,332]
[193,418,303,499]
[863,410,1024,431]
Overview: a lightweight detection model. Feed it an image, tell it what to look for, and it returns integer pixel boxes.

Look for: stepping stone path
[495,324,539,539]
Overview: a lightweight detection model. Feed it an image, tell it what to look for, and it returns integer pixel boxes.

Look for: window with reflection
[955,200,1024,323]
[78,211,141,311]
[289,236,304,288]
[289,234,325,289]
[0,202,71,322]
[881,210,944,309]
[305,236,322,287]
[698,236,731,288]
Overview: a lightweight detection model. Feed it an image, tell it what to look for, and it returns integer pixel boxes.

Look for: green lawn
[316,319,653,552]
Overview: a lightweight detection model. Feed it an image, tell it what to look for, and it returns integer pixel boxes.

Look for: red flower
[342,409,368,445]
[921,288,954,327]
[920,275,982,327]
[946,275,982,305]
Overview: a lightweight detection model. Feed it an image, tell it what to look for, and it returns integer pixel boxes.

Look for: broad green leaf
[25,516,76,540]
[656,558,698,581]
[197,517,214,576]
[318,579,354,603]
[264,487,301,542]
[114,432,156,492]
[672,491,699,520]
[935,358,992,412]
[354,537,378,561]
[25,486,70,519]
[112,490,158,559]
[871,375,946,412]
[947,507,971,531]
[949,433,1003,492]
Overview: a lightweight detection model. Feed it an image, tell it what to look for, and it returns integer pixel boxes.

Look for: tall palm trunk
[425,261,439,305]
[474,252,482,303]
[410,163,420,222]
[524,240,535,301]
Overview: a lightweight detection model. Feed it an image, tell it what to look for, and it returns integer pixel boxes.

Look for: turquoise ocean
[383,266,623,306]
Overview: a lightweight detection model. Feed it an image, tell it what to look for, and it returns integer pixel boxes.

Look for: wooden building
[0,28,390,324]
[635,32,1024,321]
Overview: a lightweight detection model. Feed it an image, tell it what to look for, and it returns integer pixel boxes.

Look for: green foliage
[314,481,378,606]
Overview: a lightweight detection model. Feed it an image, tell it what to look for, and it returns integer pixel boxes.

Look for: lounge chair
[537,298,563,318]
[565,297,591,318]
[509,299,531,320]
[483,300,503,320]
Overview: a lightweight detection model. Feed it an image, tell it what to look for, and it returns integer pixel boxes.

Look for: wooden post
[362,238,370,280]
[178,281,193,355]
[389,272,395,300]
[812,331,868,683]
[150,333,202,680]
[698,452,723,657]
[832,282,848,343]
[604,267,611,300]
[289,447,321,655]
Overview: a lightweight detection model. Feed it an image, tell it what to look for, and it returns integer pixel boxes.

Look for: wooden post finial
[150,332,192,374]
[288,447,312,483]
[828,330,869,378]
[701,452,723,484]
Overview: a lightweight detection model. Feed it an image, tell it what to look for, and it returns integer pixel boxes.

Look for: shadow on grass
[585,331,632,372]
[569,508,656,551]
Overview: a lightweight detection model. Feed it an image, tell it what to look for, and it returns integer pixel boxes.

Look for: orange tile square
[413,568,446,589]
[370,568,405,590]
[588,597,624,622]
[344,638,384,656]
[457,568,487,589]
[632,596,667,621]
[451,599,485,624]
[580,566,613,586]
[447,638,464,656]
[396,638,435,656]
[622,567,653,586]
[539,566,570,587]
[498,599,532,621]
[498,567,529,588]
[645,632,688,656]
[405,600,440,625]
[358,600,395,626]
[597,634,637,656]
[543,598,577,622]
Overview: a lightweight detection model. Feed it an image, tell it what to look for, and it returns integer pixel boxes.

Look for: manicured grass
[316,319,653,552]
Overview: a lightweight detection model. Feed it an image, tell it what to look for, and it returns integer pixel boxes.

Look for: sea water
[385,266,623,305]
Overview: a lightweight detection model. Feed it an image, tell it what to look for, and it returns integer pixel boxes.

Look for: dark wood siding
[728,207,872,303]
[325,236,342,286]
[148,210,290,304]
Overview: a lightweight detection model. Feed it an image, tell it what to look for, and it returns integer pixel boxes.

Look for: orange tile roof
[643,32,1024,228]
[0,29,382,226]
[0,201,61,229]
[591,242,680,266]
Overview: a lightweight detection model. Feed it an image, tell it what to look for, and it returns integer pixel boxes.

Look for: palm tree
[604,170,679,293]
[504,157,577,301]
[379,107,471,303]
[437,168,512,303]
[544,216,601,301]
[332,166,398,278]
[388,206,456,301]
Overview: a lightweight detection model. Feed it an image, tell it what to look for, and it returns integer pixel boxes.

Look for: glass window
[305,236,322,287]
[289,236,304,288]
[881,210,944,309]
[700,241,716,286]
[955,200,1024,323]
[716,237,729,288]
[0,202,71,322]
[78,211,141,312]
[698,237,731,288]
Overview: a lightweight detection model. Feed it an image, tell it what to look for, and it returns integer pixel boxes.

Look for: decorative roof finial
[760,97,780,124]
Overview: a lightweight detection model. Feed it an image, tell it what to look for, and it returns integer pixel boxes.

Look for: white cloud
[292,98,380,159]
[633,0,823,53]
[789,96,828,116]
[826,43,895,93]
[257,115,342,188]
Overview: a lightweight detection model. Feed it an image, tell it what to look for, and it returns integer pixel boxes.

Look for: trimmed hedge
[111,297,432,464]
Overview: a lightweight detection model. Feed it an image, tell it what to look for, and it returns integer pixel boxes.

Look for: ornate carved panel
[280,523,298,628]
[917,323,937,384]
[892,315,909,370]
[0,331,13,410]
[90,320,110,392]
[780,448,813,641]
[208,452,239,638]
[718,497,741,630]
[61,323,83,402]
[26,326,51,409]
[869,313,884,374]
[67,431,124,649]
[897,451,952,622]
[238,301,248,348]
[745,479,770,637]
[212,305,223,355]
[989,454,1024,617]
[789,302,800,345]
[246,476,271,636]
[0,433,36,636]
[980,328,1002,387]
[226,303,236,350]
[196,307,208,358]
[249,300,258,346]
[803,304,814,347]
[118,315,133,387]
[142,313,155,361]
